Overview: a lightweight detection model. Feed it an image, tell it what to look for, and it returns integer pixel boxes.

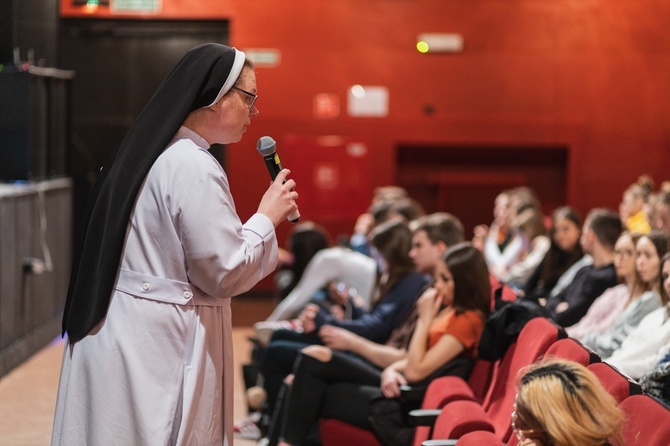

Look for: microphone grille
[257,136,276,157]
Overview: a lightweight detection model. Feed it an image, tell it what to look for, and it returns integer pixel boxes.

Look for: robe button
[142,283,150,291]
[183,291,193,299]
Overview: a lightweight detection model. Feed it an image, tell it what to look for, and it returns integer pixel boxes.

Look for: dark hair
[660,252,670,307]
[641,230,670,262]
[553,206,582,230]
[441,243,491,317]
[411,212,465,248]
[586,208,624,249]
[282,222,330,298]
[530,206,584,297]
[389,198,426,222]
[370,219,416,298]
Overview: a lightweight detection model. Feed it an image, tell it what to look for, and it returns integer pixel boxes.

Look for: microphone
[257,136,300,223]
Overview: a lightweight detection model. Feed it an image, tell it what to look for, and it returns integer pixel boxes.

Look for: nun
[51,43,299,445]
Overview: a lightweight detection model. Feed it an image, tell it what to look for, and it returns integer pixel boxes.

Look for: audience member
[512,359,624,446]
[523,206,584,302]
[566,232,647,340]
[252,245,377,343]
[579,231,669,356]
[500,206,550,290]
[408,212,465,277]
[647,182,670,232]
[273,243,491,446]
[639,349,670,406]
[474,189,524,278]
[273,222,330,302]
[619,175,653,234]
[348,186,410,255]
[544,208,623,327]
[605,252,670,379]
[240,220,427,440]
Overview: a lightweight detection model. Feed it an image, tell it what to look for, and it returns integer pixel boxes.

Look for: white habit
[52,126,278,445]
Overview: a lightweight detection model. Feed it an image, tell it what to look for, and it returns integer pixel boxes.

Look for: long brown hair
[441,243,491,318]
[369,219,416,300]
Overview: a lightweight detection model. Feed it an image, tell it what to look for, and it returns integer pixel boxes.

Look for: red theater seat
[620,394,670,445]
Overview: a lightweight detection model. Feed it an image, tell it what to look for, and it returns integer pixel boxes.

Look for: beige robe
[52,127,278,445]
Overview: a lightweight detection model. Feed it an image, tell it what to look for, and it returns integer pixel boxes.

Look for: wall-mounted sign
[244,49,281,68]
[347,85,389,118]
[111,0,162,13]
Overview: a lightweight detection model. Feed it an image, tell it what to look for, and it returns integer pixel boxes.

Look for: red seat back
[544,337,601,366]
[432,400,495,440]
[481,317,564,442]
[620,394,670,445]
[456,430,504,445]
[587,362,641,404]
[412,359,495,446]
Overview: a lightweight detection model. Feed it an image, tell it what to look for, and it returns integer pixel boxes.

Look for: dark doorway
[59,19,229,252]
[396,145,568,238]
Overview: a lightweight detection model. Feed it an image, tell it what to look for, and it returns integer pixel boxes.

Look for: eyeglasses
[231,86,258,109]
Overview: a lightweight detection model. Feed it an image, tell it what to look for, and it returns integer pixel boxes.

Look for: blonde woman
[512,359,624,446]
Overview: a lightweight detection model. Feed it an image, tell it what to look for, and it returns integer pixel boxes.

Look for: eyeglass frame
[231,86,258,109]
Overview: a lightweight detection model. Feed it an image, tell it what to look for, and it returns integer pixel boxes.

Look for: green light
[416,41,430,53]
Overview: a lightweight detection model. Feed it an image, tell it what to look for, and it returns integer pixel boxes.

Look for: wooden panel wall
[0,179,72,377]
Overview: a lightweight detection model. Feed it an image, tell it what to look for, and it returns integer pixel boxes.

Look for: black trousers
[279,350,383,445]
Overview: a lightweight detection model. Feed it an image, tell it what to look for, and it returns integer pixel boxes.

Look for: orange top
[428,310,485,359]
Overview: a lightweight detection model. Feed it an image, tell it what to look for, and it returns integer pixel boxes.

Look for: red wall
[61,0,670,241]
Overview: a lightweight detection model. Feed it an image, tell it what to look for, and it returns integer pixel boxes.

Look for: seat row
[319,317,670,446]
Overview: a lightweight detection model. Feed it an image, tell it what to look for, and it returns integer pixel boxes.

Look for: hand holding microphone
[257,136,300,225]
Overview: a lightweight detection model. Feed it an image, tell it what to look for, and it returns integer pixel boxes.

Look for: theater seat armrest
[408,408,441,426]
[421,440,458,446]
[400,384,427,401]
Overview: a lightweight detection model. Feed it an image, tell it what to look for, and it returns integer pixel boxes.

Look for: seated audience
[253,245,378,343]
[619,175,654,234]
[579,231,669,356]
[544,208,623,327]
[239,220,427,440]
[523,206,584,302]
[273,243,491,446]
[566,232,645,340]
[605,251,670,379]
[474,188,536,275]
[513,359,624,446]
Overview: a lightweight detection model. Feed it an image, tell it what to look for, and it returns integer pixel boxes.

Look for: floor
[0,295,273,446]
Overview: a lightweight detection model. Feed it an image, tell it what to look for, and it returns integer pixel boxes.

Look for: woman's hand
[380,367,407,398]
[298,303,320,333]
[416,287,442,322]
[472,224,489,251]
[257,169,299,227]
[319,325,357,351]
